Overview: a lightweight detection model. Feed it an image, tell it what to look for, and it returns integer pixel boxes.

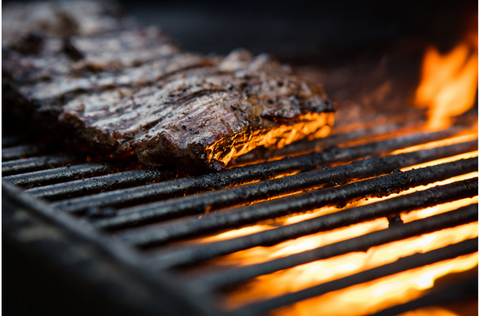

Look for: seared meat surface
[3,1,336,171]
[3,27,180,84]
[2,0,131,43]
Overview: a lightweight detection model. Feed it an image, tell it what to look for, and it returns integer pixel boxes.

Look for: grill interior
[3,96,478,316]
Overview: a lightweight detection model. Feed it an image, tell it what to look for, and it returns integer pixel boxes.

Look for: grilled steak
[3,1,336,172]
[2,0,131,43]
[3,27,180,84]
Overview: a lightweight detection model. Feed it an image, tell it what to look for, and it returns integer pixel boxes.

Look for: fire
[214,218,389,266]
[194,76,479,313]
[213,155,478,310]
[415,42,478,130]
[223,221,478,308]
[270,252,477,316]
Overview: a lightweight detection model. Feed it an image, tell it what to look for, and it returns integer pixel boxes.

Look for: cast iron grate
[2,119,478,316]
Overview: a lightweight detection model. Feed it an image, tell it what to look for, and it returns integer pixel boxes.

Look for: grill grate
[2,117,478,316]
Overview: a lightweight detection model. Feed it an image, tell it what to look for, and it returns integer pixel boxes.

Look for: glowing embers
[270,253,477,316]
[415,42,478,130]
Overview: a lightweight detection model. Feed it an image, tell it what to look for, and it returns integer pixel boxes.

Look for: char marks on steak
[3,1,336,172]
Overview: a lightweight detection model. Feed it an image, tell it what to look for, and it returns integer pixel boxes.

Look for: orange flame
[196,125,479,313]
[271,252,477,316]
[223,221,478,308]
[214,156,478,312]
[415,43,478,130]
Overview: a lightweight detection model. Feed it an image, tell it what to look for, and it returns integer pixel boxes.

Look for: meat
[3,1,336,172]
[2,0,131,43]
[3,27,180,84]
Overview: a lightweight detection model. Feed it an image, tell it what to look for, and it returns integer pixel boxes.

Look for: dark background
[115,0,477,64]
[4,0,476,62]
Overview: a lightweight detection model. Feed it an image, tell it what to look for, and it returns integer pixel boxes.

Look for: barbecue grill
[3,103,478,315]
[2,1,478,315]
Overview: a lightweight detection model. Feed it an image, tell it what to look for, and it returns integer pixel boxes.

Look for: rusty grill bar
[2,120,478,316]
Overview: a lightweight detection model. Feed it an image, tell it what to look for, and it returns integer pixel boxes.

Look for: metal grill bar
[2,155,79,176]
[51,130,466,213]
[145,178,478,269]
[94,141,477,231]
[4,162,116,187]
[2,143,57,161]
[27,168,175,200]
[189,204,478,291]
[232,237,478,316]
[116,158,477,247]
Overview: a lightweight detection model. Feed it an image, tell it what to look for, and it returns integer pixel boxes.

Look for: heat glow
[223,222,478,309]
[415,42,478,130]
[270,252,477,316]
[211,147,478,314]
[201,33,479,314]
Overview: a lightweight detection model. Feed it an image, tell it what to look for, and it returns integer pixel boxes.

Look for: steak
[2,0,131,43]
[3,27,180,84]
[3,1,336,172]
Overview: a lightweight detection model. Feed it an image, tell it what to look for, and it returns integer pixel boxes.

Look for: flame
[196,43,480,312]
[196,130,479,313]
[271,253,477,316]
[415,43,478,130]
[401,196,478,223]
[215,218,389,266]
[200,157,478,315]
[223,221,478,308]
